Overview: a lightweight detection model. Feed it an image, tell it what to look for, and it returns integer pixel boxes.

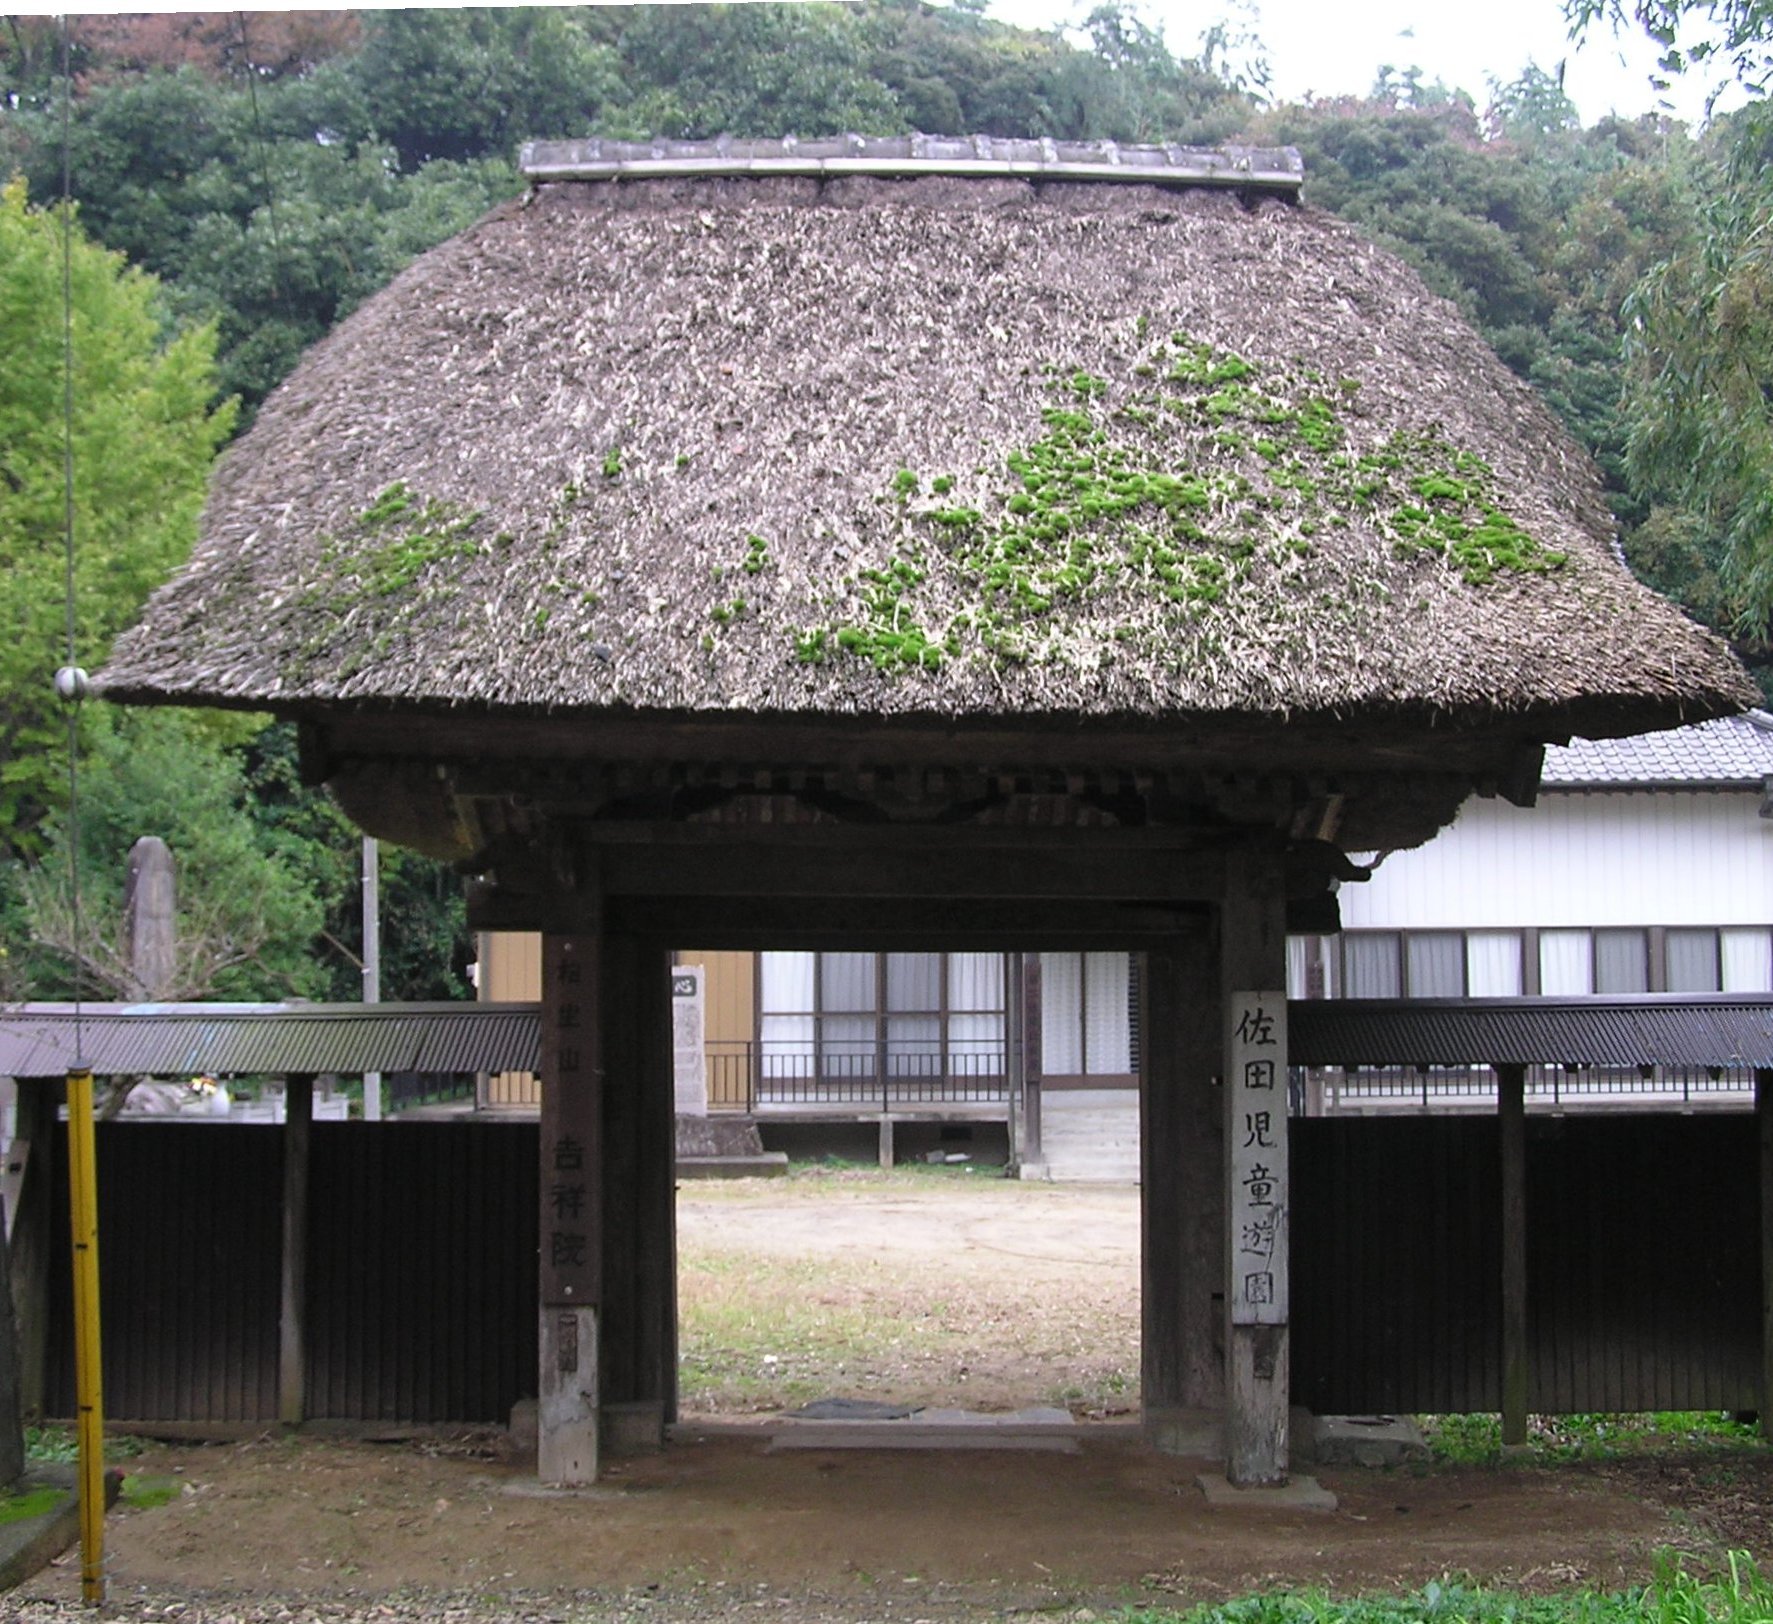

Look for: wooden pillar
[0,1101,22,1486]
[1497,1062,1528,1447]
[650,948,680,1430]
[1221,846,1290,1487]
[1022,955,1043,1171]
[1141,933,1224,1452]
[8,1081,57,1420]
[1759,1069,1773,1437]
[599,935,677,1454]
[540,926,603,1485]
[278,1073,315,1426]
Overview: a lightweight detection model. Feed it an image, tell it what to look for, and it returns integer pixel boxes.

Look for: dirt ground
[9,1170,1771,1620]
[674,1171,1144,1416]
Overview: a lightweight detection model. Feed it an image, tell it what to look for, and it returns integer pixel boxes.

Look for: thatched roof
[102,139,1754,749]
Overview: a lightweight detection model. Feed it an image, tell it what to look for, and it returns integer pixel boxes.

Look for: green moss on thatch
[803,335,1562,673]
[327,482,484,599]
[279,482,488,688]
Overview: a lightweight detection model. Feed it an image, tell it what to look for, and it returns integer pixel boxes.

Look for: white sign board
[672,965,707,1116]
[1227,989,1287,1326]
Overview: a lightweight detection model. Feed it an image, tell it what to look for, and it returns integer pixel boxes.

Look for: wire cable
[235,13,285,291]
[57,20,106,1606]
[56,11,87,1064]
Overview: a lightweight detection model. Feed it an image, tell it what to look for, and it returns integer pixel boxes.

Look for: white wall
[1339,790,1773,930]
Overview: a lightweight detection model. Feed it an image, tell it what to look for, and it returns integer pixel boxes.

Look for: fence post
[1498,1062,1529,1447]
[1758,1069,1772,1436]
[279,1073,314,1427]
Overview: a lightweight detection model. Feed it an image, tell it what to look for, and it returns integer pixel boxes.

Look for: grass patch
[0,1486,62,1524]
[119,1474,183,1510]
[1115,1555,1772,1624]
[1047,1364,1137,1417]
[789,1156,994,1182]
[1423,1412,1763,1466]
[678,1251,955,1412]
[26,1426,145,1465]
[1648,1550,1773,1624]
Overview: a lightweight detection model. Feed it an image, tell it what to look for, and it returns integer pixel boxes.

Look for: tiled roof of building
[1543,710,1773,788]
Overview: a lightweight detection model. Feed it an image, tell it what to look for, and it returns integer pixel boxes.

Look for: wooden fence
[42,1113,1762,1424]
[1291,1115,1762,1414]
[46,1121,537,1424]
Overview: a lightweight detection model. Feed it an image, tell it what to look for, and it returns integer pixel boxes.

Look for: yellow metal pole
[64,1067,104,1606]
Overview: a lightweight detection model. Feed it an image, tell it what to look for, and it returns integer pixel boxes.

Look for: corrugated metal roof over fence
[7,995,1771,1082]
[0,1003,541,1080]
[1290,995,1773,1070]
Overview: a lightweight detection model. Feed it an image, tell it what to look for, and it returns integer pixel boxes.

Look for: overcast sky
[987,0,1738,125]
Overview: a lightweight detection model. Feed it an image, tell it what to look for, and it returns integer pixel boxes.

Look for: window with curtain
[1722,928,1773,992]
[1539,929,1593,995]
[1665,929,1721,993]
[947,953,1006,1079]
[1405,933,1464,997]
[759,952,815,1080]
[1343,934,1401,998]
[757,951,1007,1085]
[1039,951,1135,1076]
[819,951,876,1077]
[1466,931,1523,996]
[885,952,942,1077]
[1594,929,1648,994]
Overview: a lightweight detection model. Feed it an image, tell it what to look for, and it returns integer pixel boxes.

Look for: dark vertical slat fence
[49,1121,538,1425]
[47,1123,283,1422]
[1292,1117,1502,1415]
[1293,1114,1761,1415]
[1526,1116,1760,1413]
[303,1123,537,1423]
[46,1114,1761,1424]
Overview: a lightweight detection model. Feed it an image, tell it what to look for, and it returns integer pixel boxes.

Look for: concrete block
[1310,1413,1431,1468]
[602,1400,666,1455]
[1195,1471,1338,1511]
[1144,1405,1223,1458]
[675,1152,789,1179]
[0,1466,121,1595]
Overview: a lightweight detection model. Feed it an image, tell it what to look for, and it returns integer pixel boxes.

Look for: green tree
[1566,0,1773,649]
[15,708,328,1002]
[1616,111,1773,627]
[325,7,629,166]
[0,177,235,858]
[6,713,474,1007]
[240,723,472,1003]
